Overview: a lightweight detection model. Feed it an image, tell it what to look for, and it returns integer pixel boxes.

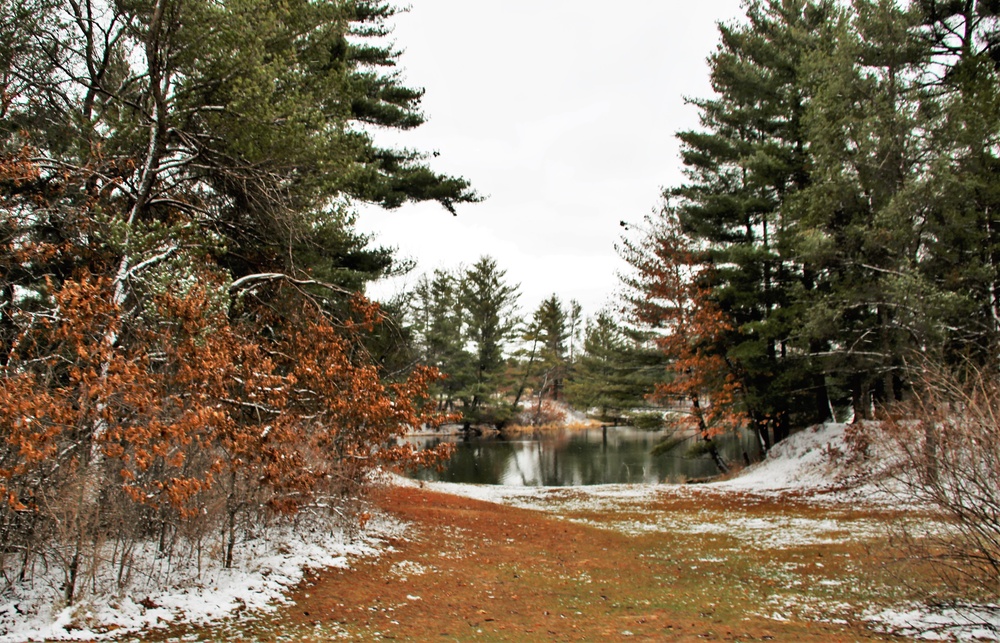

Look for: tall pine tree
[672,0,841,445]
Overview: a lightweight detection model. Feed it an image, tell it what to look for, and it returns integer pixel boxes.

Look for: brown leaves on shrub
[0,273,452,529]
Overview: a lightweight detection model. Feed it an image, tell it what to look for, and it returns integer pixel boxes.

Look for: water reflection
[402,426,760,486]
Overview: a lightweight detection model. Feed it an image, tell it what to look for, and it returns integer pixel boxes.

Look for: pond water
[402,426,761,486]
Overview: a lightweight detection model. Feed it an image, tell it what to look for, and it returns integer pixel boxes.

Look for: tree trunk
[225,508,237,569]
[691,393,729,475]
[774,414,789,445]
[513,339,538,408]
[224,470,238,569]
[0,284,13,367]
[751,412,771,454]
[704,435,729,476]
[815,372,833,423]
[851,375,872,421]
[535,372,550,416]
[879,306,896,405]
[65,542,81,605]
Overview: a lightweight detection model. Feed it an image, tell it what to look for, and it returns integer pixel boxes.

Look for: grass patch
[133,485,953,642]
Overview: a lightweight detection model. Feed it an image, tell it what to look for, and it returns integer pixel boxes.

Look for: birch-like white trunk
[88,0,171,471]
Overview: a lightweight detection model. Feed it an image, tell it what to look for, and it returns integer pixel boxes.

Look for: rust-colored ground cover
[148,483,919,641]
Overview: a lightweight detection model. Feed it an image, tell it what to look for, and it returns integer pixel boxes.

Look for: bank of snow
[0,513,404,642]
[712,422,852,494]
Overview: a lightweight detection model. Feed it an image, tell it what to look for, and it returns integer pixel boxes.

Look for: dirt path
[174,483,905,642]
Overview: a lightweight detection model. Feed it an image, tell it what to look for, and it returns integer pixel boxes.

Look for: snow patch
[868,605,1000,641]
[0,514,404,642]
[713,423,848,493]
[390,560,428,580]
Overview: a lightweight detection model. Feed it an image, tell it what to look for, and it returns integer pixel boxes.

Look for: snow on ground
[395,423,888,549]
[4,423,988,641]
[397,476,665,512]
[712,423,849,493]
[405,422,998,641]
[868,606,1000,641]
[0,513,405,642]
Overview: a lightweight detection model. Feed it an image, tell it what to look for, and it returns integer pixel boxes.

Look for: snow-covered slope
[713,423,850,493]
[0,515,403,642]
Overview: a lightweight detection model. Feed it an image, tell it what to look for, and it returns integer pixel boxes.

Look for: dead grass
[130,483,947,642]
[501,420,602,434]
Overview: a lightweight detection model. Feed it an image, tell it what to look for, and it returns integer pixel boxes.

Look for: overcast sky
[357,1,746,319]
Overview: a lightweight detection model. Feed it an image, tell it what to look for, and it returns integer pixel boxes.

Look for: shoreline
[405,419,617,438]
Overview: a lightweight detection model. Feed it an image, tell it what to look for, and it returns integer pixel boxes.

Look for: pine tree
[410,269,475,409]
[792,0,934,417]
[458,256,521,419]
[913,0,1000,357]
[565,312,665,422]
[0,0,480,332]
[672,0,841,444]
[528,294,570,402]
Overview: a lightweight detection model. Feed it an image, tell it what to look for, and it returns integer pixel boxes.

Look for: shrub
[515,400,567,427]
[877,360,1000,611]
[0,277,451,603]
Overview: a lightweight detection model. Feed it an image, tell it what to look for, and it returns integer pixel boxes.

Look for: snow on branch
[228,272,353,296]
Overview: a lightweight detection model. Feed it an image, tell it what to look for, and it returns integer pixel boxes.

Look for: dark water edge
[401,426,761,486]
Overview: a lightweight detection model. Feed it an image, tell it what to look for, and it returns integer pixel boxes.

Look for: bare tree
[875,359,1000,618]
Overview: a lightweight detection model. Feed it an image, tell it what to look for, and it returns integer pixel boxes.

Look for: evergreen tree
[458,256,521,418]
[528,294,570,402]
[567,299,584,362]
[793,0,934,417]
[565,312,664,421]
[653,0,1000,435]
[410,269,475,409]
[672,0,841,444]
[0,0,480,341]
[912,0,1000,358]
